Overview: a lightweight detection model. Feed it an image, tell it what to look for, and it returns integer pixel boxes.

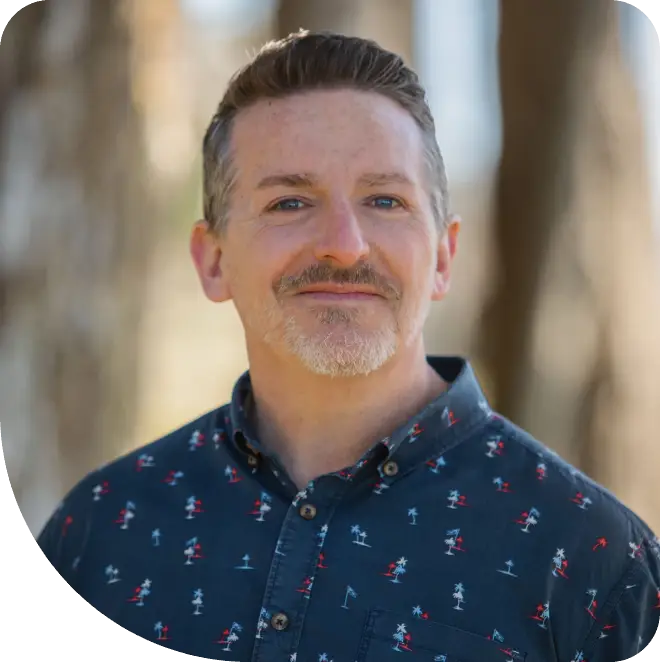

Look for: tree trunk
[479,0,660,528]
[277,0,413,64]
[0,0,152,534]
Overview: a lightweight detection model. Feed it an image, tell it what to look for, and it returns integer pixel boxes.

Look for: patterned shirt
[37,356,660,662]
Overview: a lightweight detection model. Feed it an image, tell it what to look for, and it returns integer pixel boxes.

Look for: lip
[296,291,381,301]
[295,285,383,300]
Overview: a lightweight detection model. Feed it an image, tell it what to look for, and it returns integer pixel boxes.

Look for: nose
[312,200,370,267]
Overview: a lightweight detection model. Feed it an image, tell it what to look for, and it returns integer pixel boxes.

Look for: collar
[228,356,493,481]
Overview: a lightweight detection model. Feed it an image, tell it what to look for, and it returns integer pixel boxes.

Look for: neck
[245,340,447,489]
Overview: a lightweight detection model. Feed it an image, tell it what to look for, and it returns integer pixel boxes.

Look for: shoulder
[36,404,229,576]
[480,414,659,660]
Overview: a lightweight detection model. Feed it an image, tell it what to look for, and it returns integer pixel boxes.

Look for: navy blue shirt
[37,356,660,662]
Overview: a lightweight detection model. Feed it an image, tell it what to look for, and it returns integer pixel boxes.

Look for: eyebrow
[256,173,318,190]
[254,171,415,191]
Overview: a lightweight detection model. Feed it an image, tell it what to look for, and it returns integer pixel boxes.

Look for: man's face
[194,89,457,377]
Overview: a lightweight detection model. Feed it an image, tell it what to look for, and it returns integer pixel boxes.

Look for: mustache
[275,262,401,299]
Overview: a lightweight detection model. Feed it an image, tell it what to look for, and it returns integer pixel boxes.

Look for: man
[38,31,659,662]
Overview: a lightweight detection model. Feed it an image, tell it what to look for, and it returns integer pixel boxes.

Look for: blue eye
[270,198,306,211]
[369,196,402,209]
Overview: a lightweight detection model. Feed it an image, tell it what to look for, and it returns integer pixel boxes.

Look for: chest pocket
[356,609,527,662]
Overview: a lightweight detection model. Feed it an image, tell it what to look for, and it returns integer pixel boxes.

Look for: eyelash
[267,196,406,212]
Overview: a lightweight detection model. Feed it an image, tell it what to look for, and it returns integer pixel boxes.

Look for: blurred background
[1,0,659,537]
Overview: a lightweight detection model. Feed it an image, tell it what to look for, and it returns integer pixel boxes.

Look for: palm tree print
[297,577,313,598]
[188,430,205,451]
[391,557,408,583]
[571,651,585,662]
[351,525,371,547]
[151,528,161,546]
[212,429,223,450]
[373,480,390,495]
[570,492,592,510]
[164,470,184,486]
[452,582,466,610]
[442,407,458,427]
[493,477,512,493]
[497,560,518,576]
[317,552,328,569]
[489,629,505,643]
[275,539,286,556]
[318,653,334,662]
[412,606,422,618]
[391,623,412,651]
[249,492,272,522]
[127,578,151,606]
[599,624,617,638]
[517,508,540,532]
[530,602,550,628]
[256,608,270,638]
[342,585,357,609]
[485,437,504,457]
[406,423,423,443]
[444,528,464,555]
[192,588,204,615]
[629,541,642,558]
[136,454,154,471]
[536,462,547,480]
[185,496,203,520]
[92,481,110,501]
[184,537,203,565]
[105,565,120,584]
[215,622,242,651]
[585,589,598,619]
[115,501,135,530]
[592,537,608,551]
[317,524,328,547]
[407,508,418,525]
[551,549,569,578]
[236,553,253,570]
[426,456,447,473]
[433,656,448,662]
[224,465,241,484]
[154,621,169,641]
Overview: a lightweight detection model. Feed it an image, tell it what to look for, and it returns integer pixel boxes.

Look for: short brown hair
[202,30,449,234]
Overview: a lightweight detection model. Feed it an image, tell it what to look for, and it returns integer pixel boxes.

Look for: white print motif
[188,430,205,451]
[192,588,204,615]
[452,582,466,610]
[115,501,135,530]
[92,481,110,501]
[350,525,371,547]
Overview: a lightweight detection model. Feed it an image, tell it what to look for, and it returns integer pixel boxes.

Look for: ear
[431,215,461,302]
[190,220,232,303]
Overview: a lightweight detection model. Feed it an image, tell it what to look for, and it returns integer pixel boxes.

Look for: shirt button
[299,504,317,520]
[247,455,258,467]
[271,612,289,631]
[382,460,399,477]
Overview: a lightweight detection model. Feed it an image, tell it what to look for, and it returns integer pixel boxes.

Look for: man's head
[191,30,460,377]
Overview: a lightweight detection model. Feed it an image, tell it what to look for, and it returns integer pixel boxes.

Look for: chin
[284,328,399,378]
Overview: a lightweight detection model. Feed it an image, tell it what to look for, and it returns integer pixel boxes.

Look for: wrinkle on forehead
[232,89,425,188]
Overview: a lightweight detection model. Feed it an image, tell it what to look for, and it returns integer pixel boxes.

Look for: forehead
[231,89,426,186]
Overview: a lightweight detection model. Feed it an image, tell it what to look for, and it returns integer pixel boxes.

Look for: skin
[191,88,460,489]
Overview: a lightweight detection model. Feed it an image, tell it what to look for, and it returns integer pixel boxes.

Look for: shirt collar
[228,355,493,477]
